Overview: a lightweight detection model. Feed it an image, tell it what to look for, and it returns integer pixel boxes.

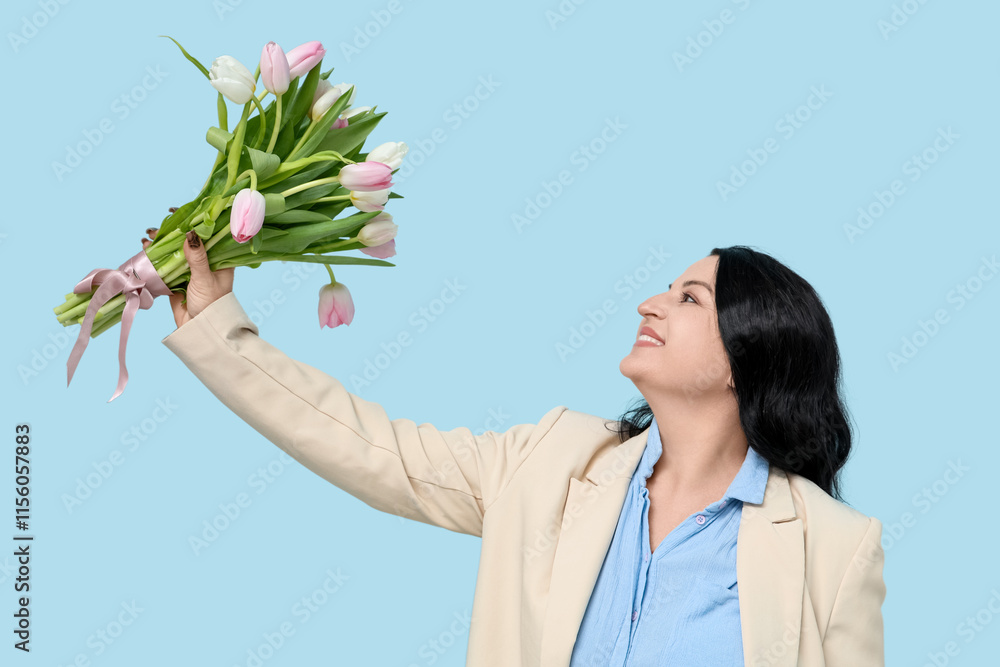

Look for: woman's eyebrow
[668,280,714,296]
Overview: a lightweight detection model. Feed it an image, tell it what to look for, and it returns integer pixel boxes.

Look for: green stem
[249,93,268,149]
[225,103,252,191]
[266,95,282,154]
[280,175,339,197]
[257,152,346,189]
[144,229,184,261]
[206,223,232,251]
[311,195,352,203]
[288,118,318,159]
[233,169,258,192]
[325,264,336,283]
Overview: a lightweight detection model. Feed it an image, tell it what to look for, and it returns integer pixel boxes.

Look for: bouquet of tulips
[54,36,409,401]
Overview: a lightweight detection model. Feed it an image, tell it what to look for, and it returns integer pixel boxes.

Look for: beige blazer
[162,292,886,667]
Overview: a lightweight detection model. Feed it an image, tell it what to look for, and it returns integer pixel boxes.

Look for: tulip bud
[230,188,266,243]
[310,82,356,122]
[342,105,370,119]
[349,188,390,213]
[338,162,393,192]
[310,86,341,122]
[318,281,355,328]
[285,40,326,79]
[260,41,290,95]
[360,238,396,259]
[312,78,333,104]
[331,118,349,129]
[365,142,409,171]
[209,55,256,105]
[330,83,357,107]
[358,219,398,246]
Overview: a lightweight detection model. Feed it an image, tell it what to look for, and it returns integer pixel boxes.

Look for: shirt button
[632,610,638,621]
[696,515,706,525]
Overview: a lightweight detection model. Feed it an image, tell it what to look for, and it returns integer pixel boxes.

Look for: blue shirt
[569,415,770,666]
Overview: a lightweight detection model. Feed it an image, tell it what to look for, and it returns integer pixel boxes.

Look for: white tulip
[208,55,256,105]
[330,82,356,107]
[349,188,391,213]
[310,82,357,122]
[342,105,371,119]
[358,219,398,246]
[365,142,409,171]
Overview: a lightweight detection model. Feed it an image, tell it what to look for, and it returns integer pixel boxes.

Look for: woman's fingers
[141,227,159,249]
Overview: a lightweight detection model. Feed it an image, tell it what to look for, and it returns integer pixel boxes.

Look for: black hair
[606,245,855,502]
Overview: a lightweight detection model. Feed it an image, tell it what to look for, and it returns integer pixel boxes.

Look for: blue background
[4,0,998,665]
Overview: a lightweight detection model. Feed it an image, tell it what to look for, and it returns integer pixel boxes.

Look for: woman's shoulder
[784,469,880,546]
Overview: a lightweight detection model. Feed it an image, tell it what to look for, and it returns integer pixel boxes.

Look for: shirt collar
[638,415,770,505]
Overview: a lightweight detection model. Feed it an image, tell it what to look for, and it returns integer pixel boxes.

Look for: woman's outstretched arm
[161,290,567,537]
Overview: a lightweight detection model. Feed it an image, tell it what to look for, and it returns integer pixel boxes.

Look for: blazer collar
[539,426,804,667]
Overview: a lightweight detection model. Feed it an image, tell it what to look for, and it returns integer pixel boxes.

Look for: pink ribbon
[66,248,173,402]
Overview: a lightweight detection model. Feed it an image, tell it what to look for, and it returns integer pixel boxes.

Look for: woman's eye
[681,292,696,304]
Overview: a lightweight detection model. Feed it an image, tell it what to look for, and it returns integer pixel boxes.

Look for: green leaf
[211,253,394,270]
[315,111,387,156]
[251,231,263,254]
[289,85,354,160]
[217,92,228,130]
[268,210,331,224]
[263,193,285,215]
[284,63,320,133]
[259,210,381,254]
[276,77,298,135]
[283,183,342,210]
[277,254,395,267]
[260,160,334,194]
[246,146,281,180]
[208,226,290,262]
[206,126,233,152]
[311,201,352,219]
[273,122,297,160]
[160,35,210,79]
[247,96,269,150]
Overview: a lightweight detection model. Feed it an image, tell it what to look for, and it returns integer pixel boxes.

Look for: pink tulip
[331,118,349,129]
[338,162,393,192]
[286,40,326,79]
[318,281,355,328]
[260,41,290,94]
[360,238,396,259]
[230,188,266,243]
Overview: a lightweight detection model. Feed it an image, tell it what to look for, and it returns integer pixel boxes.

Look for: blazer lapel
[737,467,804,667]
[539,429,805,667]
[539,429,648,666]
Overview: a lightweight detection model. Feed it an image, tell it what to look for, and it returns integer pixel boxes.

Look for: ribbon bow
[66,248,173,402]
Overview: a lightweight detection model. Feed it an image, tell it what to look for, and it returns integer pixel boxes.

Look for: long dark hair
[606,245,855,502]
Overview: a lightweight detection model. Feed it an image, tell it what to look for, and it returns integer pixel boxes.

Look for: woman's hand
[143,227,235,328]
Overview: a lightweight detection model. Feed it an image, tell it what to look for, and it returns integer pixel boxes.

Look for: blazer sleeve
[161,291,567,538]
[822,516,887,666]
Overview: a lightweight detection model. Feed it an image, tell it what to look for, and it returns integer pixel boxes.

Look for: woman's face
[619,254,733,401]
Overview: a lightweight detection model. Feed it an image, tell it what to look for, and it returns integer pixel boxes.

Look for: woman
[146,229,886,666]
